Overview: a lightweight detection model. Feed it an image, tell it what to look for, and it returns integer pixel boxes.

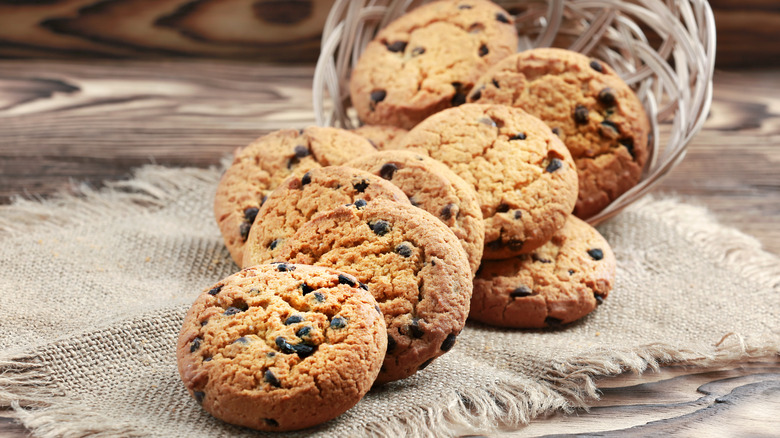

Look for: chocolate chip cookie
[345,150,484,275]
[214,127,376,266]
[351,125,408,150]
[468,48,650,218]
[177,264,387,431]
[397,103,579,259]
[349,0,518,129]
[242,166,411,267]
[277,199,472,384]
[470,215,615,328]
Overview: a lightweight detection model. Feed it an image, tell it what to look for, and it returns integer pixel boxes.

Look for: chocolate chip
[409,196,419,207]
[243,206,259,223]
[386,41,407,53]
[458,3,472,8]
[208,285,223,296]
[337,273,356,287]
[574,105,589,125]
[546,158,563,173]
[293,343,316,358]
[545,317,563,327]
[301,172,311,186]
[285,315,303,325]
[601,120,620,134]
[275,337,296,354]
[353,180,369,193]
[509,132,526,140]
[264,370,281,387]
[411,47,425,56]
[200,320,208,326]
[224,306,244,316]
[387,334,397,353]
[510,285,533,298]
[568,269,575,275]
[470,86,483,101]
[587,248,604,260]
[354,199,367,209]
[369,220,391,236]
[619,138,636,159]
[275,262,295,272]
[514,210,522,219]
[418,358,434,370]
[330,316,347,329]
[359,281,369,291]
[508,239,524,251]
[552,127,562,136]
[441,333,457,351]
[234,336,248,344]
[379,163,397,179]
[598,88,616,105]
[451,92,466,106]
[478,44,489,57]
[203,357,212,362]
[375,304,382,314]
[313,291,325,302]
[590,60,604,73]
[190,337,201,352]
[492,78,500,88]
[269,238,281,250]
[496,12,510,23]
[496,203,510,213]
[296,326,311,337]
[293,145,310,158]
[486,239,503,251]
[440,203,456,220]
[264,418,279,427]
[301,283,314,295]
[395,243,413,258]
[239,222,251,241]
[532,254,551,263]
[595,294,604,305]
[287,156,300,169]
[194,391,205,404]
[478,116,497,128]
[370,89,387,103]
[408,318,424,338]
[260,195,268,206]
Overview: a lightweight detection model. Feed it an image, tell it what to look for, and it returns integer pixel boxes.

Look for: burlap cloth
[1,164,778,437]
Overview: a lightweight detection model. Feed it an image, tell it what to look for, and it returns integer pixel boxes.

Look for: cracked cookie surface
[242,166,411,267]
[177,264,387,431]
[351,125,409,150]
[468,48,650,218]
[398,103,578,259]
[345,150,484,275]
[349,0,518,129]
[214,127,376,266]
[277,199,472,384]
[470,215,615,328]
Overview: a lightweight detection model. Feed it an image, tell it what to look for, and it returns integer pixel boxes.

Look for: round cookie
[397,103,579,259]
[242,166,411,267]
[351,125,408,150]
[349,0,519,129]
[470,215,615,328]
[345,150,484,276]
[467,48,650,218]
[214,127,376,266]
[277,199,472,384]
[177,263,387,432]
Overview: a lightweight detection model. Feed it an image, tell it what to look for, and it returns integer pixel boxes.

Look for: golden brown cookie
[214,127,376,266]
[277,199,472,384]
[349,0,518,129]
[468,48,650,218]
[351,125,408,150]
[177,264,387,432]
[398,103,579,259]
[470,215,615,328]
[242,166,411,267]
[345,150,484,275]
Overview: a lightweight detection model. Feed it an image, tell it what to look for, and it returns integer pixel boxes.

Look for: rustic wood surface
[0,61,779,436]
[0,0,779,68]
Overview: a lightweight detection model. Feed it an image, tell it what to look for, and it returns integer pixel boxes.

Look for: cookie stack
[177,0,648,431]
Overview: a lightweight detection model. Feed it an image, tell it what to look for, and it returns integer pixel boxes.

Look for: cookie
[397,103,579,259]
[468,48,650,218]
[351,125,408,150]
[345,150,484,275]
[277,199,472,384]
[470,215,615,328]
[214,127,376,266]
[349,0,518,129]
[242,166,411,267]
[177,264,387,431]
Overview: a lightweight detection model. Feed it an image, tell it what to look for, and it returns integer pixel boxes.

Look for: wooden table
[1,61,778,436]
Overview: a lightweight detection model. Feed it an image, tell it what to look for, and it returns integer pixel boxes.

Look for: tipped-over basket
[312,0,715,224]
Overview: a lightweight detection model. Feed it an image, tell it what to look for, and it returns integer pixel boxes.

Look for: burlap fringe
[1,165,778,437]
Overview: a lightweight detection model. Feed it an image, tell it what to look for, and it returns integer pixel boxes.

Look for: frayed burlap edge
[1,165,779,437]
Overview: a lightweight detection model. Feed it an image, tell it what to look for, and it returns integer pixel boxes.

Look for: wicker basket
[312,0,715,224]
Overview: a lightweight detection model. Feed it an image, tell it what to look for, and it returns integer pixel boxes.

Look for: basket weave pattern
[313,0,715,223]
